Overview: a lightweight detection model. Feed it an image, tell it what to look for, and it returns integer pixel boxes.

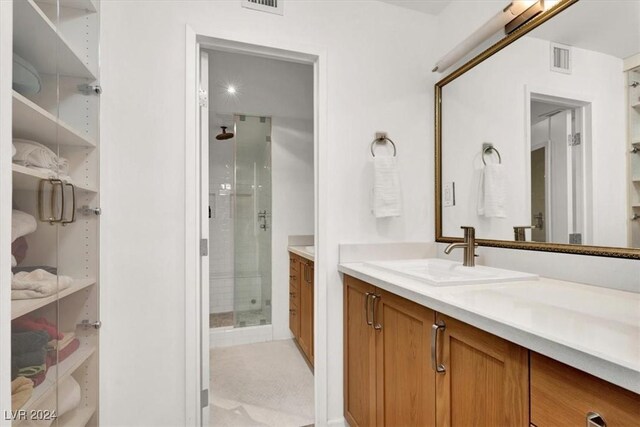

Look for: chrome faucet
[444,226,478,267]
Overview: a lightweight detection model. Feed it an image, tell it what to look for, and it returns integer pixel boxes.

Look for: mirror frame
[435,0,640,259]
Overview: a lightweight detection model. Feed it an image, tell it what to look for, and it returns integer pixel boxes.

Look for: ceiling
[377,0,452,16]
[529,0,640,60]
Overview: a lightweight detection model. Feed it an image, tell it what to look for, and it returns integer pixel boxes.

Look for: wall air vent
[550,42,572,74]
[242,0,284,15]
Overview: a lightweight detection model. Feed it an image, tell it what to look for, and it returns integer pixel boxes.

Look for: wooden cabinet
[299,258,314,365]
[530,352,640,427]
[344,275,436,427]
[435,313,529,427]
[289,251,314,367]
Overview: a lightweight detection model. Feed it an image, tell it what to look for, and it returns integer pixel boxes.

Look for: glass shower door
[233,115,272,327]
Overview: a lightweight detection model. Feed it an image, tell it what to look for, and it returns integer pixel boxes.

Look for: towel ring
[371,137,397,157]
[482,146,502,165]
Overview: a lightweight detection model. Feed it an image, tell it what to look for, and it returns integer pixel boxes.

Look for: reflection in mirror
[440,0,640,251]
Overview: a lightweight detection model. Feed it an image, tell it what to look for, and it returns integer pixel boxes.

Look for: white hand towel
[477,163,506,218]
[12,139,69,175]
[11,269,72,300]
[373,156,402,218]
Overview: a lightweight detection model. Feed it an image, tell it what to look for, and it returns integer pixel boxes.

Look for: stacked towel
[477,163,507,218]
[47,331,75,350]
[13,139,69,176]
[11,331,49,382]
[11,377,34,411]
[11,270,72,300]
[47,338,80,367]
[11,210,37,243]
[373,156,402,218]
[14,317,64,341]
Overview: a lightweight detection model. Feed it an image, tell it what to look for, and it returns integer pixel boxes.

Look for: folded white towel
[11,269,72,300]
[477,163,506,218]
[373,156,402,218]
[12,139,69,175]
[11,209,37,243]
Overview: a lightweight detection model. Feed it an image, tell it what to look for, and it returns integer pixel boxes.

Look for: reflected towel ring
[482,146,502,165]
[371,137,397,157]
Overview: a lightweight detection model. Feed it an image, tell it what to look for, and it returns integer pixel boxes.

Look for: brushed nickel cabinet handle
[586,412,606,427]
[61,183,76,226]
[364,292,373,326]
[38,179,64,224]
[431,320,446,373]
[372,295,382,330]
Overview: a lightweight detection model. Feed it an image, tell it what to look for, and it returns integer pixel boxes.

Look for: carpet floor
[210,339,314,427]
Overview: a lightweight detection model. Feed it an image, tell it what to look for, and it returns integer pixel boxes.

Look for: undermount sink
[363,259,538,286]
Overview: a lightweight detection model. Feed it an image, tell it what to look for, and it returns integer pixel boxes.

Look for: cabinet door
[375,289,436,427]
[435,314,528,427]
[299,260,314,365]
[344,276,377,427]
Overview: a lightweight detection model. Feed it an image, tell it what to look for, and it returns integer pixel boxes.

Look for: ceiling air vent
[550,42,572,74]
[242,0,284,15]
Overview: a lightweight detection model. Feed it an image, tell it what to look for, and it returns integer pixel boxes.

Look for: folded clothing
[13,318,62,341]
[11,330,50,354]
[17,364,45,379]
[12,236,28,265]
[11,376,34,411]
[12,265,58,275]
[12,139,69,175]
[11,270,73,300]
[47,331,75,350]
[30,370,47,387]
[13,348,46,370]
[47,338,80,367]
[11,210,37,243]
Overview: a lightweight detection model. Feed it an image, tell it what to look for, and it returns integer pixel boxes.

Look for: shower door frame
[185,27,328,427]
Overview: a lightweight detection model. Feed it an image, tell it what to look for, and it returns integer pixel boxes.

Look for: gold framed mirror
[435,0,640,259]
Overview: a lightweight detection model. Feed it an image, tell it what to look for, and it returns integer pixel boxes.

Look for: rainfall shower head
[215,126,234,141]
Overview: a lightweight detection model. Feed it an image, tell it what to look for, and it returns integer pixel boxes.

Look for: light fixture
[432,0,547,73]
[227,85,236,94]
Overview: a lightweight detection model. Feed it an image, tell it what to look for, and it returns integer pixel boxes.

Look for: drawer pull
[586,412,606,427]
[372,295,382,330]
[364,292,373,326]
[431,320,446,373]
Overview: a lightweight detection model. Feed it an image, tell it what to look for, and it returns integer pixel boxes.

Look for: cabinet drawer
[531,353,640,427]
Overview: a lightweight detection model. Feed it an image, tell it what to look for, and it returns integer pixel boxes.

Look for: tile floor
[210,339,314,426]
[210,309,271,329]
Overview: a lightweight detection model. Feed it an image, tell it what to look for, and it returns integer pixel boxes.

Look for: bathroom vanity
[289,248,315,367]
[340,262,640,427]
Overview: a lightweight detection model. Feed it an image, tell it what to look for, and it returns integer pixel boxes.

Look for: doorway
[530,95,590,244]
[201,47,316,426]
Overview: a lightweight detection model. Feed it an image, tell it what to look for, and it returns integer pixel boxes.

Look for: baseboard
[327,417,347,427]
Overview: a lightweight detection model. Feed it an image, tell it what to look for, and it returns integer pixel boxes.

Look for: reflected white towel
[11,270,72,300]
[477,163,506,218]
[373,156,401,218]
[13,139,69,175]
[11,210,37,242]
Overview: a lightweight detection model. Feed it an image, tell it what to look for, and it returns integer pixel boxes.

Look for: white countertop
[288,245,315,262]
[338,261,640,394]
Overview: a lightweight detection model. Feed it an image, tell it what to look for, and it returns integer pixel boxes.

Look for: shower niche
[209,115,272,331]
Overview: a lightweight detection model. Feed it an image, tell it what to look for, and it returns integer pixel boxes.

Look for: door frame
[525,86,593,245]
[184,25,328,426]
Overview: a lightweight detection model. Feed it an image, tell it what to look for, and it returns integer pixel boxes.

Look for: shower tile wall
[209,138,234,315]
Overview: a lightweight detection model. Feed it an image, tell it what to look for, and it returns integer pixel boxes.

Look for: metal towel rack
[371,132,397,157]
[482,142,502,165]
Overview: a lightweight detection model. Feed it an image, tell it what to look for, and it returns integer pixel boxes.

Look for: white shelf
[14,0,96,79]
[13,92,96,149]
[38,0,97,13]
[12,164,98,193]
[16,344,96,416]
[12,278,96,320]
[58,406,96,427]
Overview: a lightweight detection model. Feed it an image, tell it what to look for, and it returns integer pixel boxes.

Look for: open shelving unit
[628,65,640,247]
[7,0,101,425]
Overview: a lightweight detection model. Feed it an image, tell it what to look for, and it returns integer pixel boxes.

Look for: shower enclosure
[209,115,272,331]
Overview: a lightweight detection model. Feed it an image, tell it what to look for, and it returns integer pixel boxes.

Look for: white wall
[100,1,436,425]
[441,36,627,246]
[207,50,315,340]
